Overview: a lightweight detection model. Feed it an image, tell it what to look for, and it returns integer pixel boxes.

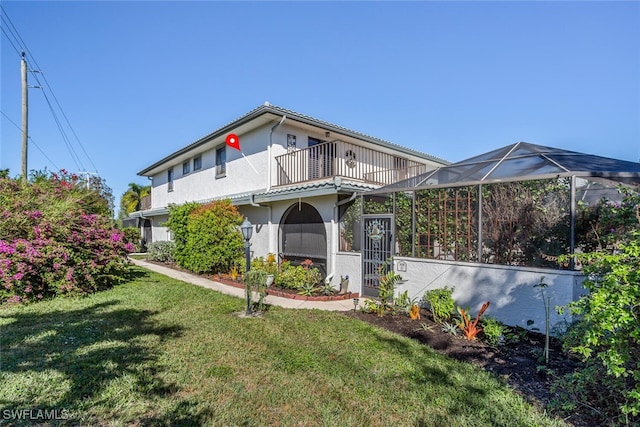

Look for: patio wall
[336,252,586,332]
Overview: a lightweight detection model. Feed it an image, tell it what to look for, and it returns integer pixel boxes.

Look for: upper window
[167,168,174,192]
[216,147,226,178]
[182,161,190,175]
[193,155,202,171]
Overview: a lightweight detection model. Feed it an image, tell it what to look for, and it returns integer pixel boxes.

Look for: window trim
[193,155,202,171]
[182,161,190,175]
[167,168,174,192]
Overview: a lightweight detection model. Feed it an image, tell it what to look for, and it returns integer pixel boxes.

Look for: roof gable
[138,103,449,176]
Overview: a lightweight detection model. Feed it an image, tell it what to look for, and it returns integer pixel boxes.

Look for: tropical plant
[423,287,455,323]
[457,301,491,341]
[377,270,404,316]
[298,282,319,297]
[119,182,151,218]
[408,304,421,320]
[441,321,459,336]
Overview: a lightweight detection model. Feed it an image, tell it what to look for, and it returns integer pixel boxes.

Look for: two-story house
[130,102,448,291]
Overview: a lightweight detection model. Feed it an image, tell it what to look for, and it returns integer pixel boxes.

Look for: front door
[361,215,394,298]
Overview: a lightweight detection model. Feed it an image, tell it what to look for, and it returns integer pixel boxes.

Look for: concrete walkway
[129,258,360,312]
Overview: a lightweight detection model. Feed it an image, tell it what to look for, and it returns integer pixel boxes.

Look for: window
[216,146,226,177]
[167,168,174,192]
[182,161,190,175]
[193,155,202,171]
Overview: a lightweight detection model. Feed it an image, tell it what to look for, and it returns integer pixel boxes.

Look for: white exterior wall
[150,126,272,209]
[338,252,584,331]
[394,257,584,331]
[335,252,362,293]
[151,215,170,242]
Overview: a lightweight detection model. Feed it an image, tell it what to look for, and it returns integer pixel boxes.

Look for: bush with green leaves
[423,286,455,323]
[274,260,321,292]
[165,201,199,267]
[166,200,244,274]
[146,241,176,263]
[555,228,640,423]
[481,316,506,346]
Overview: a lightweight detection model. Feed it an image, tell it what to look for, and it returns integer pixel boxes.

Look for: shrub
[165,202,199,267]
[0,173,132,305]
[481,316,506,346]
[423,287,455,323]
[275,260,321,291]
[146,241,176,263]
[556,228,640,422]
[167,200,244,274]
[121,227,141,252]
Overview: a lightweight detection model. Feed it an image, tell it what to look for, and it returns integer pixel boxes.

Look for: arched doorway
[279,203,327,276]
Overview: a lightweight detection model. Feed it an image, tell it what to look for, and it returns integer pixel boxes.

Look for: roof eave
[138,104,450,176]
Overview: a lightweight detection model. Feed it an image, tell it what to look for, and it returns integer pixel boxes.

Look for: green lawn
[0,267,567,426]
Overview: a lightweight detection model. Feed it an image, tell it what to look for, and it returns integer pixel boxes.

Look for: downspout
[267,115,286,257]
[268,115,286,192]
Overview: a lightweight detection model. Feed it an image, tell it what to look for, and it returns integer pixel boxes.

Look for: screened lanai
[340,142,640,273]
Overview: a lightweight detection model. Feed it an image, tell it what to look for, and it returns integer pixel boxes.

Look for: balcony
[275,140,430,187]
[140,195,152,210]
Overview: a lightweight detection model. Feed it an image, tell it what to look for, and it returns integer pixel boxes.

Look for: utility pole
[21,51,28,182]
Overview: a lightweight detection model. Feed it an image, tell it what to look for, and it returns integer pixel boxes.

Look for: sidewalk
[129,258,360,312]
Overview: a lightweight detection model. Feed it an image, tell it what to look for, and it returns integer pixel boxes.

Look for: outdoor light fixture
[353,298,359,312]
[240,218,253,315]
[240,218,253,241]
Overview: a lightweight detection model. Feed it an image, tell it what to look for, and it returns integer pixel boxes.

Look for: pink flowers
[1,171,134,305]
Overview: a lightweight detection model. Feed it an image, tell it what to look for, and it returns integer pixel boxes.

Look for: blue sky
[1,1,639,216]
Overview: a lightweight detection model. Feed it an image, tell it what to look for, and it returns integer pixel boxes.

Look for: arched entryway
[279,202,327,276]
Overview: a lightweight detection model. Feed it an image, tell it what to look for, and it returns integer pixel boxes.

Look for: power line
[1,110,61,170]
[1,5,99,174]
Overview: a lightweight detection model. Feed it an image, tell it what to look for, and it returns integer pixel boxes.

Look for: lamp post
[240,218,253,315]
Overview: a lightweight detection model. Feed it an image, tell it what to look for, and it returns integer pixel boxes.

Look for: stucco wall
[150,126,272,209]
[151,215,170,242]
[393,257,584,332]
[335,252,362,293]
[337,252,585,331]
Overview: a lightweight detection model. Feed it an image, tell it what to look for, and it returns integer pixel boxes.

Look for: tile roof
[138,103,449,175]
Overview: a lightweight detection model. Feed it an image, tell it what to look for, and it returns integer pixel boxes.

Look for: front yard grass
[0,267,567,426]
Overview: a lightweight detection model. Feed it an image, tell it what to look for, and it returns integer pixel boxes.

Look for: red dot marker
[226,134,241,151]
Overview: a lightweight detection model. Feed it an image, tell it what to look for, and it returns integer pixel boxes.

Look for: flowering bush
[0,172,132,305]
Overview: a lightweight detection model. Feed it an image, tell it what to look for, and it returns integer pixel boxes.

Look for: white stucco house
[129,103,640,331]
[130,102,448,286]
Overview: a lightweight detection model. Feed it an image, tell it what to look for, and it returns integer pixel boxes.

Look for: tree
[119,182,151,218]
